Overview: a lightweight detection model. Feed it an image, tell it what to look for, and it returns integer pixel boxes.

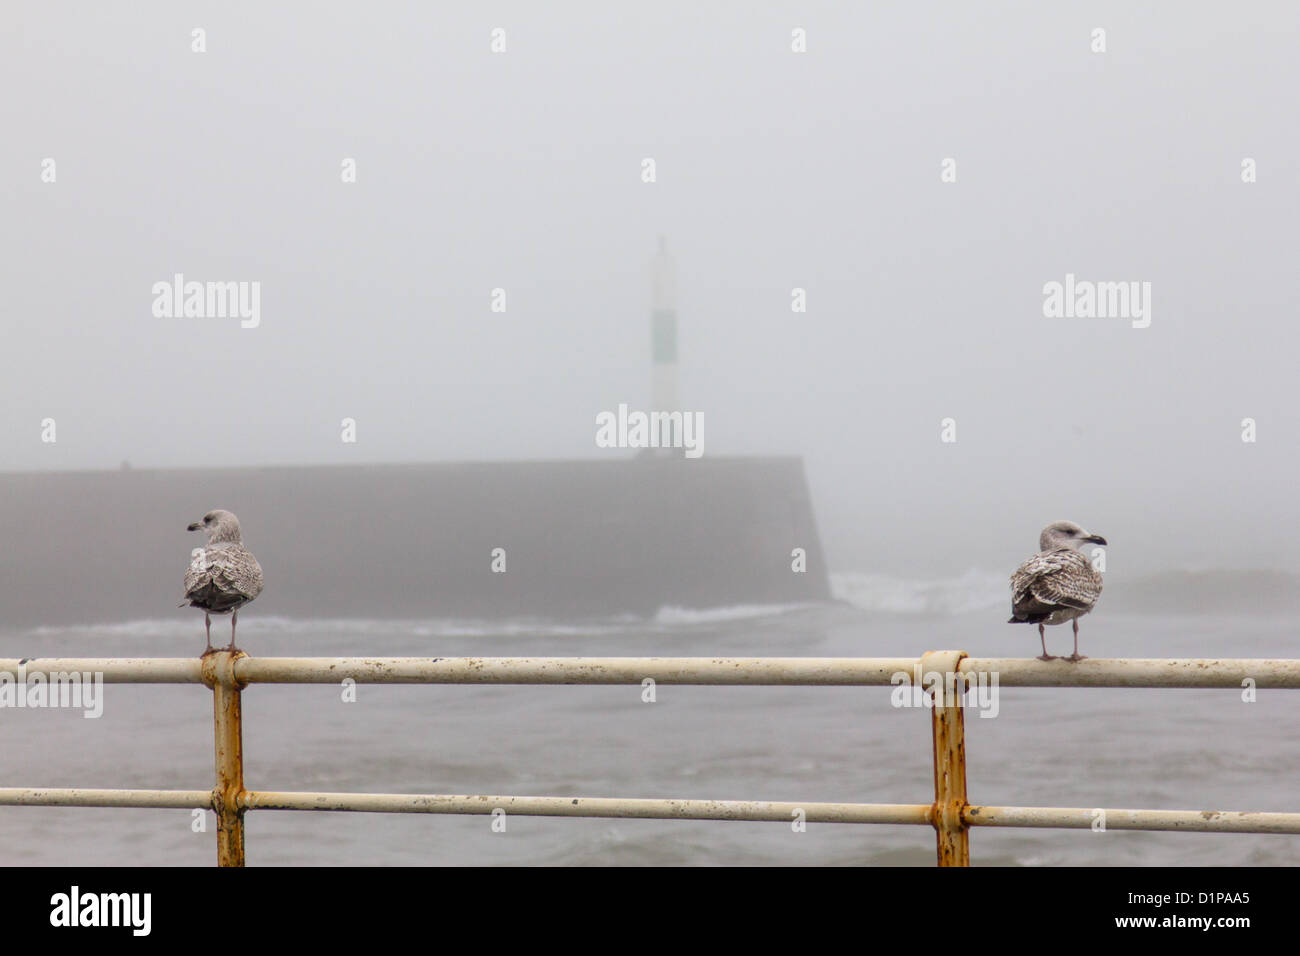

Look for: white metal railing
[2,651,1298,865]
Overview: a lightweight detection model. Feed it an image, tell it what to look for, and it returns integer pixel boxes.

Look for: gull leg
[204,613,213,654]
[1036,623,1056,661]
[226,609,240,652]
[1065,619,1088,662]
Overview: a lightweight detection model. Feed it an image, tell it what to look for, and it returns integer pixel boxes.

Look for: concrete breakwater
[0,457,830,629]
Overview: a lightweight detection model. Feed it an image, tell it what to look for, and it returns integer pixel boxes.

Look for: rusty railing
[2,651,1298,865]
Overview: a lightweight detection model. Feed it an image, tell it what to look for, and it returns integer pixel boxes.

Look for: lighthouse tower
[650,235,679,419]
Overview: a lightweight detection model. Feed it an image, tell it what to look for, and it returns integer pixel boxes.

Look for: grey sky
[4,2,1298,573]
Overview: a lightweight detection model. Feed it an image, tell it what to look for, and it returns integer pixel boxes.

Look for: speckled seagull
[180,510,264,654]
[1008,521,1106,662]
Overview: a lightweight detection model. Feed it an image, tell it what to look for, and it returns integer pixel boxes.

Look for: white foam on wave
[651,602,815,626]
[23,617,185,640]
[12,574,1011,641]
[831,569,1008,615]
[14,615,642,642]
[10,604,815,642]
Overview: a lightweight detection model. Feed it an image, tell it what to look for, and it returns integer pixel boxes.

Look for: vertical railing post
[202,649,248,867]
[922,650,969,867]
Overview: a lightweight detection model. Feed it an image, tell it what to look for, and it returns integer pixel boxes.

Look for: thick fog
[4,2,1298,574]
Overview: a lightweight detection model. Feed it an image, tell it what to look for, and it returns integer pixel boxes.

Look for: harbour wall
[0,456,831,629]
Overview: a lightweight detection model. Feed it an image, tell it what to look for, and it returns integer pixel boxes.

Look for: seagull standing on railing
[180,510,264,655]
[1008,520,1106,662]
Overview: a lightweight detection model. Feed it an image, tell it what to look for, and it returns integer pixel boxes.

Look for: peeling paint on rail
[4,650,1300,866]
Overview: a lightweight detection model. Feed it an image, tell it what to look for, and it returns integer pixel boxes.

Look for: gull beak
[187,522,203,532]
[1084,534,1107,546]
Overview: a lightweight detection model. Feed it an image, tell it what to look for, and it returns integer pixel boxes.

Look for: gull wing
[1009,549,1101,621]
[182,546,264,610]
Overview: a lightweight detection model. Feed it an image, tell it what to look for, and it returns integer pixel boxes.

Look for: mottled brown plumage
[180,510,263,653]
[1008,520,1106,661]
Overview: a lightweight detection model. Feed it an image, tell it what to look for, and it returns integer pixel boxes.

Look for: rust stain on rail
[922,650,970,867]
[6,651,1300,864]
[203,650,248,867]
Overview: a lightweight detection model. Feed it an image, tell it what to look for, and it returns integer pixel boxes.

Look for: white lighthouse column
[649,236,681,456]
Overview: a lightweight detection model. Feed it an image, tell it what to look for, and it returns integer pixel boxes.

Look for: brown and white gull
[179,510,264,654]
[1008,520,1106,662]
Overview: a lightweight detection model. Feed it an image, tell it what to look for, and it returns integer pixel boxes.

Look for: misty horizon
[4,1,1300,878]
[6,3,1298,576]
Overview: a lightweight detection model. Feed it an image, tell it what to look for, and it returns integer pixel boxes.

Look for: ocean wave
[830,567,1300,616]
[831,569,1009,615]
[16,615,636,641]
[12,603,816,642]
[23,617,187,640]
[651,602,816,626]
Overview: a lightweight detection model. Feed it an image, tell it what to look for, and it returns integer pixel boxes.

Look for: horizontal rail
[964,805,1300,835]
[0,788,212,809]
[5,786,1296,835]
[238,656,910,684]
[6,651,1300,864]
[0,658,203,683]
[3,656,1299,687]
[960,657,1300,688]
[240,791,933,824]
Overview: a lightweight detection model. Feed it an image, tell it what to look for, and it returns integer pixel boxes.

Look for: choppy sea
[1,571,1296,865]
